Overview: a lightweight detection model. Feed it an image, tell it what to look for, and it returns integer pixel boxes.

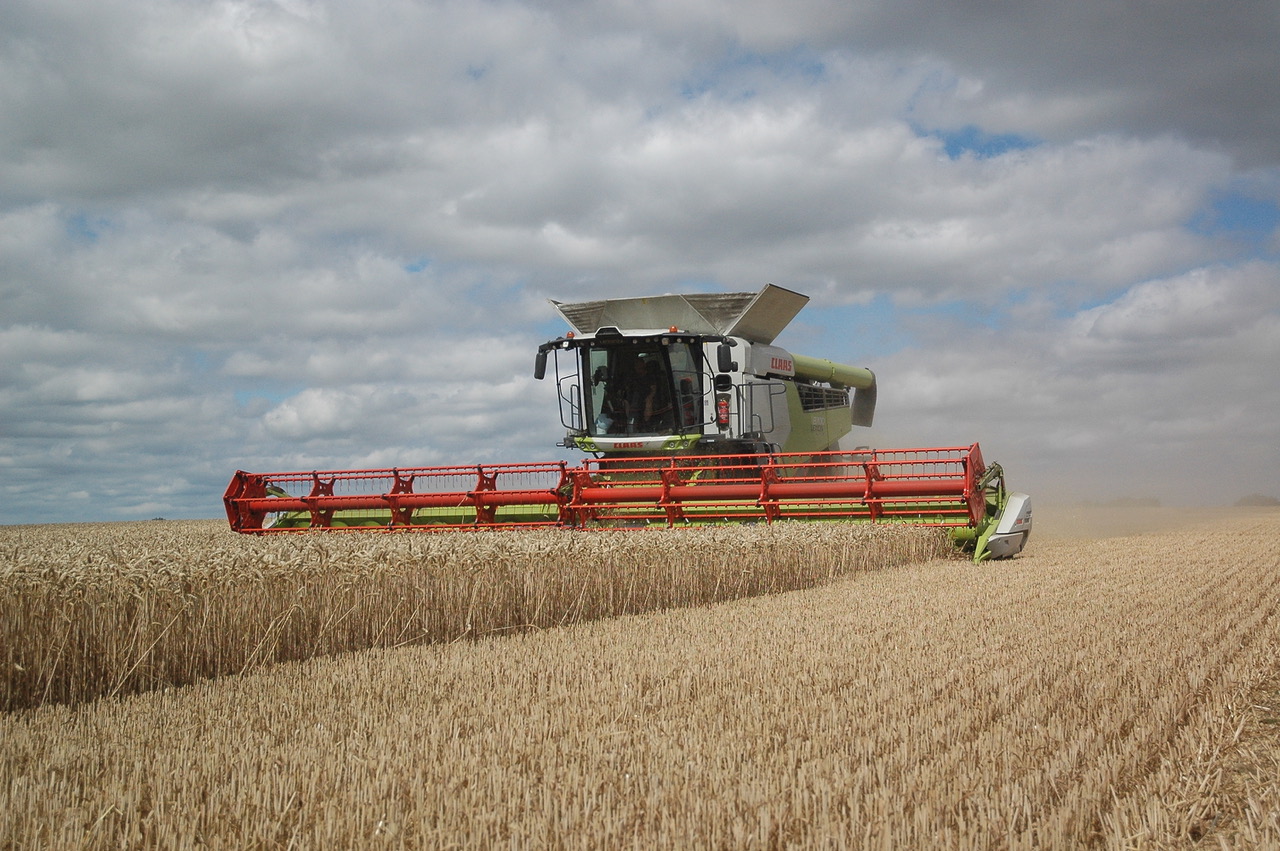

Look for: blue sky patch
[1050,284,1131,319]
[917,297,1007,329]
[64,212,106,245]
[778,295,915,363]
[679,45,826,101]
[916,124,1040,160]
[234,384,306,408]
[783,294,1031,367]
[1188,190,1280,250]
[179,348,214,374]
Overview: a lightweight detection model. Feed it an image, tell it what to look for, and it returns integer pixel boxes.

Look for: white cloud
[1061,263,1280,365]
[874,262,1280,505]
[263,386,383,441]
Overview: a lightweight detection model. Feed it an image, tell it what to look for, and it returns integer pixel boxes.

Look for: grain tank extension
[535,285,876,457]
[225,285,1032,561]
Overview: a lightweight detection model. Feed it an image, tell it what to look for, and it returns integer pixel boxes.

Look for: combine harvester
[225,286,1032,561]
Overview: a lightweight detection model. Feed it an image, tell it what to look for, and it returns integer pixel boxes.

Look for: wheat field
[2,509,1279,848]
[0,522,948,712]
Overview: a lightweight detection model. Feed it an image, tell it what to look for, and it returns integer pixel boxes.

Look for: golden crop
[2,511,1278,848]
[0,521,949,712]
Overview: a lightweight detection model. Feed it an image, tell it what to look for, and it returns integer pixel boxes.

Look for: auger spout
[791,355,875,390]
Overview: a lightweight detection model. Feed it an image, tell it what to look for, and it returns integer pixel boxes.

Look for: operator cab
[582,340,702,437]
[535,329,712,452]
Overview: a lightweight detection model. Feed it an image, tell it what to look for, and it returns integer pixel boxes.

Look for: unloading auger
[224,285,1032,562]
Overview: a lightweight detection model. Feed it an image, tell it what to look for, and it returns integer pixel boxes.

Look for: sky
[3,0,1279,524]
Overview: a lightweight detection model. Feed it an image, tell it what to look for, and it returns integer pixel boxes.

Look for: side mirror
[534,349,548,380]
[717,342,737,373]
